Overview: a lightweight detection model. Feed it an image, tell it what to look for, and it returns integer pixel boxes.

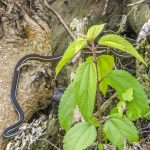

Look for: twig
[102,0,109,16]
[44,0,76,40]
[101,93,117,112]
[123,60,135,68]
[140,130,150,133]
[127,0,147,7]
[99,116,109,123]
[141,124,150,130]
[111,49,133,58]
[0,18,5,39]
[93,93,117,117]
[82,50,106,54]
[38,139,61,150]
[103,30,116,34]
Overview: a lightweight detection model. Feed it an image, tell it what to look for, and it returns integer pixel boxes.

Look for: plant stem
[91,43,103,143]
[96,85,103,143]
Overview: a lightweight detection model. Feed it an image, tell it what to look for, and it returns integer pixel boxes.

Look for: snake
[2,54,62,138]
[2,0,75,138]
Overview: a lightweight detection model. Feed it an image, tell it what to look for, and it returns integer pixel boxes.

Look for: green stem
[91,43,103,143]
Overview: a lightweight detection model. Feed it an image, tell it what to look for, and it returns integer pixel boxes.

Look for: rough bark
[0,1,54,149]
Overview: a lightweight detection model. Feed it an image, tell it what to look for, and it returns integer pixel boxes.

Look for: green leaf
[110,107,118,115]
[104,113,139,149]
[108,70,149,120]
[97,55,114,96]
[87,24,105,42]
[63,122,97,150]
[122,88,133,102]
[86,56,94,62]
[55,38,87,76]
[117,101,126,117]
[58,83,75,131]
[98,143,104,150]
[88,117,99,127]
[98,34,147,66]
[74,61,97,121]
[144,110,150,120]
[126,103,141,120]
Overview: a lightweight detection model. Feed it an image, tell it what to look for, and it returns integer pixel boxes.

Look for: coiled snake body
[3,54,62,138]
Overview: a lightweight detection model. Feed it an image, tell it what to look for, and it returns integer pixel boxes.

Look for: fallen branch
[38,139,61,150]
[44,0,75,40]
[127,0,147,7]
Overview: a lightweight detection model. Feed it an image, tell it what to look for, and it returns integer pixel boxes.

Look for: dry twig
[38,139,61,150]
[127,0,147,7]
[102,0,109,16]
[44,0,75,40]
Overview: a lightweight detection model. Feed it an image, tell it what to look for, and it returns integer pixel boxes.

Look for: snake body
[2,54,62,138]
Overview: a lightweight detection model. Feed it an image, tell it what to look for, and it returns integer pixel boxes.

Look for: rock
[128,0,150,33]
[0,5,55,149]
